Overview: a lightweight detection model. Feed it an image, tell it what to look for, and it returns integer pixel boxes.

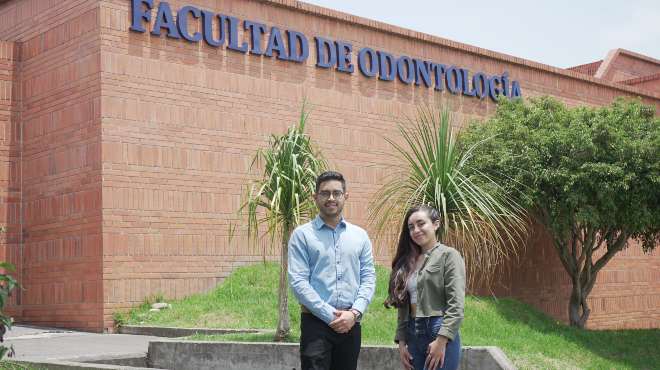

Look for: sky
[303,0,660,68]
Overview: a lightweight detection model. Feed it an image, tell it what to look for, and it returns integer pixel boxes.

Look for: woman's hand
[398,341,414,370]
[425,336,448,370]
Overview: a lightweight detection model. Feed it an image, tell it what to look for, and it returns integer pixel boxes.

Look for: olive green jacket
[394,243,465,343]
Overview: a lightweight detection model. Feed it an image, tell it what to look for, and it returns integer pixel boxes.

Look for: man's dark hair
[315,171,346,192]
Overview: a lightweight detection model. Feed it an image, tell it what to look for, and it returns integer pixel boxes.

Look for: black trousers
[299,313,361,370]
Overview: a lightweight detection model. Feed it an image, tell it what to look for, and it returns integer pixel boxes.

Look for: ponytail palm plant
[236,103,327,341]
[369,104,528,288]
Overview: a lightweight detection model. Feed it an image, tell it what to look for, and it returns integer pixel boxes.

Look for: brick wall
[566,60,602,76]
[630,76,660,94]
[479,225,660,329]
[623,74,660,95]
[99,0,305,330]
[95,0,659,332]
[586,244,660,329]
[0,40,21,317]
[0,0,104,331]
[1,0,658,332]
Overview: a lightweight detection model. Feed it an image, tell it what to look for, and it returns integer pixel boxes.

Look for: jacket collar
[424,242,444,255]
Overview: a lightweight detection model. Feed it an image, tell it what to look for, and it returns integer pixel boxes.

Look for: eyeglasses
[317,190,345,200]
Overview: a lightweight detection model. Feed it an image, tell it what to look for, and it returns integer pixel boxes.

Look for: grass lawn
[0,361,43,370]
[117,263,659,369]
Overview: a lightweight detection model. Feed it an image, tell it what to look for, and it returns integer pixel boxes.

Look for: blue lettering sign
[177,5,202,42]
[152,2,180,39]
[202,11,226,47]
[461,68,476,97]
[511,81,522,98]
[414,59,432,88]
[287,30,309,63]
[445,66,461,94]
[129,1,523,101]
[265,27,289,60]
[358,48,378,78]
[488,75,502,100]
[227,16,248,53]
[130,0,153,33]
[397,56,414,85]
[245,21,267,55]
[472,73,487,99]
[431,63,446,91]
[336,41,354,73]
[315,37,336,69]
[378,51,396,81]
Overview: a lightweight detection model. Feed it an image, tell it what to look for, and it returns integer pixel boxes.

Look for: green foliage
[369,103,528,286]
[462,296,660,370]
[112,311,128,327]
[236,102,327,253]
[141,292,165,306]
[233,101,327,340]
[462,97,659,247]
[123,262,396,343]
[125,263,660,369]
[0,361,40,370]
[0,262,19,360]
[460,97,660,326]
[113,292,165,327]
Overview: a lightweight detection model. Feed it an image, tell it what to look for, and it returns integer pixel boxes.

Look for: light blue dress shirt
[288,215,376,324]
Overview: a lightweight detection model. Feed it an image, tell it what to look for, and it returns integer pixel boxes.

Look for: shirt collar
[313,215,346,230]
[426,242,443,255]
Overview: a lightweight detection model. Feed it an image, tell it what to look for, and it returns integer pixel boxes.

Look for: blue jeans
[406,317,461,370]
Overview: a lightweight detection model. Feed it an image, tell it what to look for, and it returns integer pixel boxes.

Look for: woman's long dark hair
[384,205,441,308]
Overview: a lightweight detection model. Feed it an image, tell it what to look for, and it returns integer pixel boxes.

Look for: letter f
[130,0,154,33]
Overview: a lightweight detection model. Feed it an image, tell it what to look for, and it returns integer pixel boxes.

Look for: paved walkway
[4,325,161,362]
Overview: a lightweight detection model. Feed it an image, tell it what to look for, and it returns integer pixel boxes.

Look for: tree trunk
[568,278,590,328]
[274,225,291,341]
[547,223,629,329]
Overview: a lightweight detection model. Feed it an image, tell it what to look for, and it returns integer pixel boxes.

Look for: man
[288,171,376,370]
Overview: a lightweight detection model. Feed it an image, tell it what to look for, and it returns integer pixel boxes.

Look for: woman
[385,205,466,370]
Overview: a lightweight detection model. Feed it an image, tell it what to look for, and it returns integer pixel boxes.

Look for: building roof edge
[265,0,660,101]
[621,72,660,85]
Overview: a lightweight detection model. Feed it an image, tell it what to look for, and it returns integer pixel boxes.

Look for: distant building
[568,49,660,94]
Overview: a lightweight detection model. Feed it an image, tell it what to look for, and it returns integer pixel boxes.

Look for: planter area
[16,340,515,370]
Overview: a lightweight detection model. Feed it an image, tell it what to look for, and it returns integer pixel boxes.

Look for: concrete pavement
[4,325,160,362]
[3,325,517,370]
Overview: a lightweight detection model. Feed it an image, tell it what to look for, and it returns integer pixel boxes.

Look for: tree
[460,97,660,328]
[369,103,529,288]
[235,103,327,341]
[0,261,19,359]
